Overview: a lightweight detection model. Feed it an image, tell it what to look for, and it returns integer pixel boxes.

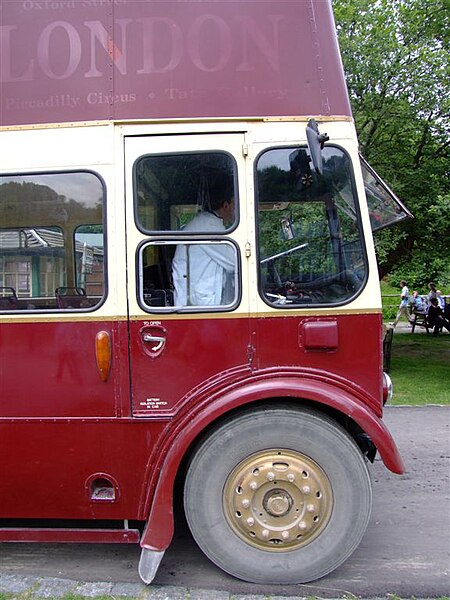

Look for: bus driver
[172,194,235,306]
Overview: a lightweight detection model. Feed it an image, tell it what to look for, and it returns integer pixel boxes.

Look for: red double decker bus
[0,0,410,585]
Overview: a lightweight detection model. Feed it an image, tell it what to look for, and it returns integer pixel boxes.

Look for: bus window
[135,152,237,233]
[0,172,105,311]
[256,146,367,306]
[134,149,239,312]
[359,155,412,231]
[138,241,239,311]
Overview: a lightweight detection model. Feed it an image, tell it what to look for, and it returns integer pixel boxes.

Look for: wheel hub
[263,489,292,517]
[223,449,333,551]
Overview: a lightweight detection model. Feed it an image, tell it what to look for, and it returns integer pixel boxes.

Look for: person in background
[427,282,437,302]
[427,297,450,336]
[410,290,427,313]
[391,279,413,327]
[444,299,450,320]
[436,290,445,310]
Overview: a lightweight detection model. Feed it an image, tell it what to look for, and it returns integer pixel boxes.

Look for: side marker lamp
[95,330,112,382]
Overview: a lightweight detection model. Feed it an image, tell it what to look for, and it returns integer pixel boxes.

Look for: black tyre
[183,405,372,583]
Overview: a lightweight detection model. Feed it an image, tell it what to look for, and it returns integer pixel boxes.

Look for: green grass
[382,277,450,404]
[389,333,450,405]
[0,594,248,600]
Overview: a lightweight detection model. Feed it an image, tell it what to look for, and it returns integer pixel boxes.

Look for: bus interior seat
[0,287,18,309]
[142,247,175,307]
[56,286,89,309]
[143,289,174,307]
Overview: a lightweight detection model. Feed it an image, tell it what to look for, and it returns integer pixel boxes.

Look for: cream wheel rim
[223,448,333,551]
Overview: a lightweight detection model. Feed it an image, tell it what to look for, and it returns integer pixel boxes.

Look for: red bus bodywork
[0,0,404,586]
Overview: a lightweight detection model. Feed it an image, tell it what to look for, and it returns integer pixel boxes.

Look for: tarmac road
[1,405,449,599]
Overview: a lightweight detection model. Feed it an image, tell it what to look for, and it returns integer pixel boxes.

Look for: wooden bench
[411,309,429,334]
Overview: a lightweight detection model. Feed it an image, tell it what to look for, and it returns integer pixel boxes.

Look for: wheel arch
[139,375,404,552]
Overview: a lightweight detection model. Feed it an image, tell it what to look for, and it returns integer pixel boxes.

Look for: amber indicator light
[95,331,111,382]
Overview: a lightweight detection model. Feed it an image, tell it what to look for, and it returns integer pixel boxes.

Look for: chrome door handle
[142,334,166,352]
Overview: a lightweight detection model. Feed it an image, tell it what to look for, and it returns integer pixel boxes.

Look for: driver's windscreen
[256,146,367,306]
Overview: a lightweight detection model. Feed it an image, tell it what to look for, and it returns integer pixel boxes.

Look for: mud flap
[138,548,165,584]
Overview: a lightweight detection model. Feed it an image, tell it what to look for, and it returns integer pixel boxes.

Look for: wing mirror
[306,119,329,174]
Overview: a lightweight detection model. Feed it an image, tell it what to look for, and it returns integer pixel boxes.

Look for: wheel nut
[262,529,269,539]
[242,499,250,508]
[302,485,311,494]
[287,473,295,482]
[249,481,258,490]
[306,503,315,512]
[281,530,289,540]
[299,521,307,530]
[246,517,255,526]
[267,471,275,481]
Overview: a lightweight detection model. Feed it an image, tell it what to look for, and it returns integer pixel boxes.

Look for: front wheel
[184,405,372,584]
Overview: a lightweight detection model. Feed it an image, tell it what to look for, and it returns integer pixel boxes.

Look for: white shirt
[400,285,409,307]
[172,211,235,306]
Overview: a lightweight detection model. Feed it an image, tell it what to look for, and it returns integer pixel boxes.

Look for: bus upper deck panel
[0,0,351,128]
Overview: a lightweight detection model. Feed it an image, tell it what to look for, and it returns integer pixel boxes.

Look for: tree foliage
[333,0,450,286]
